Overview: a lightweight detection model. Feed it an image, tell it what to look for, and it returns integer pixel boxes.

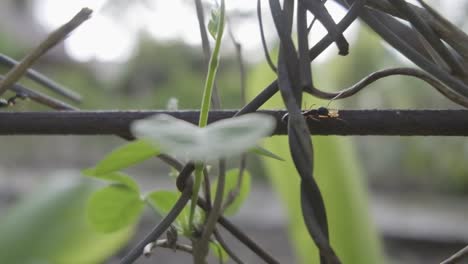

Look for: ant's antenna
[326,89,348,108]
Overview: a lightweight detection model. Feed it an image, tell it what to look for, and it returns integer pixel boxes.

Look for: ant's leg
[304,114,319,121]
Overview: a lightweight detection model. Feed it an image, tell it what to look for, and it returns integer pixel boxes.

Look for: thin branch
[1,110,468,136]
[200,200,280,264]
[304,67,468,108]
[234,0,364,117]
[0,54,81,102]
[157,154,184,171]
[440,245,468,264]
[119,167,194,264]
[7,80,78,110]
[144,239,194,257]
[0,8,92,97]
[257,0,277,72]
[170,163,278,264]
[351,3,468,98]
[213,228,244,264]
[173,170,279,264]
[226,16,248,212]
[300,0,349,55]
[222,162,245,213]
[306,0,328,33]
[364,0,468,63]
[156,239,193,254]
[226,15,247,105]
[389,0,466,77]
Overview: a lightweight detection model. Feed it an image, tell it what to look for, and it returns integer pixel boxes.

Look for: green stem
[189,0,226,230]
[194,160,227,263]
[189,162,204,227]
[198,1,225,128]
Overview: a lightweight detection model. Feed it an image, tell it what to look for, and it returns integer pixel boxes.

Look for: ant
[302,106,340,120]
[281,100,340,123]
[0,92,28,108]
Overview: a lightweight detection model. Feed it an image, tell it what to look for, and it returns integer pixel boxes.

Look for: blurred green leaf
[146,191,181,215]
[83,170,139,192]
[146,190,203,236]
[211,169,251,216]
[208,9,220,39]
[89,139,160,175]
[210,241,229,263]
[0,174,132,264]
[131,113,275,161]
[88,185,144,233]
[249,145,284,161]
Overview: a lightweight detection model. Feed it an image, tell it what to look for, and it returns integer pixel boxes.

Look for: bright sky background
[32,0,364,64]
[32,0,465,64]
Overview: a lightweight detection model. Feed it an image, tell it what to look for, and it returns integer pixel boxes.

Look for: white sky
[33,0,361,63]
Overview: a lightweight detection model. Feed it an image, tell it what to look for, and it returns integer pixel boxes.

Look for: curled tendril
[304,67,468,108]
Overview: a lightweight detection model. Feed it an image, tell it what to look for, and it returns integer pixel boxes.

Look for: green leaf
[210,241,229,263]
[146,191,180,215]
[0,174,133,264]
[91,139,159,176]
[88,185,144,233]
[83,170,140,192]
[208,9,220,39]
[211,169,251,216]
[145,191,204,236]
[131,113,275,161]
[249,145,284,161]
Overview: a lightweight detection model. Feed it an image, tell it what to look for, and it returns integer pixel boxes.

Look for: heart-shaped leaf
[83,170,139,192]
[131,113,276,161]
[88,185,144,233]
[90,139,160,176]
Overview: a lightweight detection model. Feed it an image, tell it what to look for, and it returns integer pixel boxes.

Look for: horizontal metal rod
[0,110,467,136]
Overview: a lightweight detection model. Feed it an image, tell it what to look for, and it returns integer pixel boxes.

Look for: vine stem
[198,1,225,128]
[189,0,226,230]
[189,162,205,228]
[440,245,468,264]
[119,178,193,264]
[194,160,226,263]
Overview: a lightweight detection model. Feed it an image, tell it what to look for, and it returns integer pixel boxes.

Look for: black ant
[0,92,28,108]
[281,101,340,123]
[301,106,340,120]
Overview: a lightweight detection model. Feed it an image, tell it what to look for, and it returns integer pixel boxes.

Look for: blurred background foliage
[0,0,465,192]
[0,0,468,263]
[0,174,133,264]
